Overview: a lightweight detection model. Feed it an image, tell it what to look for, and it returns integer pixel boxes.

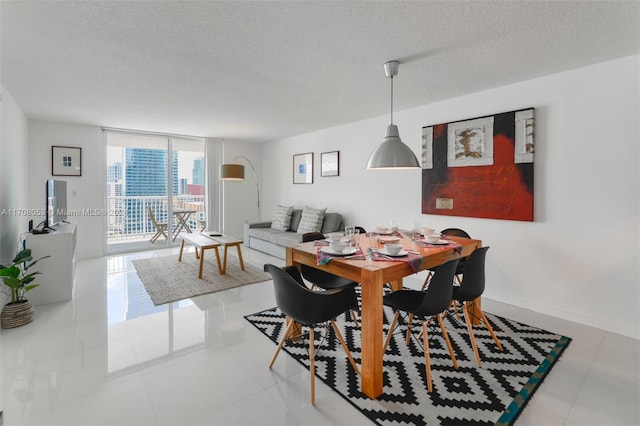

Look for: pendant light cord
[390,75,394,125]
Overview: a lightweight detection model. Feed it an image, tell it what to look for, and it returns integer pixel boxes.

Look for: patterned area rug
[133,254,270,306]
[245,301,571,425]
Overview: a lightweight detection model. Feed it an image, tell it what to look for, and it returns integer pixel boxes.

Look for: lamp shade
[366,125,420,169]
[220,164,245,180]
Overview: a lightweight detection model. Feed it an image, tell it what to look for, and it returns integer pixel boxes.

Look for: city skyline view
[105,133,206,244]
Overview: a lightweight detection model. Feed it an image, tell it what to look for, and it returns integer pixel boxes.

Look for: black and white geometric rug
[245,302,571,425]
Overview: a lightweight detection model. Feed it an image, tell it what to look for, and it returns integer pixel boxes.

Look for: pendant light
[366,61,420,170]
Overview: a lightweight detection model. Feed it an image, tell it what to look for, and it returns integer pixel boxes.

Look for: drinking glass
[389,220,398,234]
[369,231,379,249]
[412,221,422,241]
[345,226,355,247]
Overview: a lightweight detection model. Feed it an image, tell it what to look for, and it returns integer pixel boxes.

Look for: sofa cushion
[248,227,284,242]
[289,209,303,232]
[247,227,302,247]
[321,212,343,234]
[271,204,293,231]
[297,206,327,234]
[270,232,303,247]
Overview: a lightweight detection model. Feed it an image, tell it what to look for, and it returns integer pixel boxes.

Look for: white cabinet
[24,222,77,306]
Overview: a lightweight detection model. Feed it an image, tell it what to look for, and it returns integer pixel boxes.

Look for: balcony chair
[147,207,168,243]
[263,264,360,405]
[382,258,460,393]
[450,246,503,367]
[301,232,360,326]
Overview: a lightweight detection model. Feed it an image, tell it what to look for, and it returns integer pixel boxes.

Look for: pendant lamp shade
[366,124,420,169]
[220,164,245,180]
[366,61,420,170]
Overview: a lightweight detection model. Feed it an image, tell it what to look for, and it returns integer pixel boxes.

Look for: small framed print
[321,151,339,177]
[293,152,313,184]
[52,146,82,176]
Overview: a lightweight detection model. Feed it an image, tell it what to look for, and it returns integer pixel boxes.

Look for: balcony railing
[106,195,205,243]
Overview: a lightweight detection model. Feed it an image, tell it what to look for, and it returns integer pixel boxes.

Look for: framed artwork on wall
[321,151,339,177]
[293,152,313,184]
[52,145,82,176]
[421,107,535,221]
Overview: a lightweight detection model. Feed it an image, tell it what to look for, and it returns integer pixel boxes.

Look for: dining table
[286,231,482,399]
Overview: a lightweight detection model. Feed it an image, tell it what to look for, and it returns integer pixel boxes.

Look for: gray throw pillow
[271,204,294,231]
[297,206,327,234]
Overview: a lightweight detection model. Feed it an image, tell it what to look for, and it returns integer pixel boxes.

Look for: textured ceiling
[2,1,639,143]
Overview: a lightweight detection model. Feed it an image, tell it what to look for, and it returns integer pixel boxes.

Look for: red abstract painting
[421,108,534,221]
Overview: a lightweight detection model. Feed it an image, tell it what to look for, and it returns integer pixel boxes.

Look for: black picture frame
[52,145,82,176]
[321,151,339,177]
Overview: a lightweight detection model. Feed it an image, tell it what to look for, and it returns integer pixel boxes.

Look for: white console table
[24,222,77,306]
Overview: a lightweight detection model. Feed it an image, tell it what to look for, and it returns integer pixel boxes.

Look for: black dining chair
[420,227,471,291]
[263,264,360,405]
[450,246,503,367]
[382,258,460,393]
[301,232,360,325]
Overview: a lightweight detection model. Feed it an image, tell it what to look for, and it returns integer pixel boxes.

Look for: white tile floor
[1,246,639,425]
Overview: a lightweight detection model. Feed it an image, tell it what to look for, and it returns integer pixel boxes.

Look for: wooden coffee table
[178,233,245,278]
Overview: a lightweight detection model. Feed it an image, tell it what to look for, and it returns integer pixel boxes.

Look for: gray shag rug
[132,253,270,305]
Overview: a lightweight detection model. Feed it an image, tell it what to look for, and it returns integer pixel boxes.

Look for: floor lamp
[220,156,261,221]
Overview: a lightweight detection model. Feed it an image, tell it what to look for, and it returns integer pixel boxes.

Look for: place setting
[316,229,366,264]
[413,226,463,253]
[367,241,425,272]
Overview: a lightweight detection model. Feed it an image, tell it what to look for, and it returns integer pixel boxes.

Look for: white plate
[424,239,450,245]
[377,248,408,257]
[320,246,358,256]
[379,236,401,243]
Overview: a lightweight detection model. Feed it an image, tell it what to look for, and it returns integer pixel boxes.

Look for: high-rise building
[123,148,178,233]
[192,157,204,185]
[107,162,122,183]
[124,148,177,196]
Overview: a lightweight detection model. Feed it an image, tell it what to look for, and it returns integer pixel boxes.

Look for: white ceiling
[2,1,639,143]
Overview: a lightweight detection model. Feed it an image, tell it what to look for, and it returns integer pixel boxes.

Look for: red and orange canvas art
[421,108,534,221]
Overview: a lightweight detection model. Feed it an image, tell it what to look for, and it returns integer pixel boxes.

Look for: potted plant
[0,248,49,329]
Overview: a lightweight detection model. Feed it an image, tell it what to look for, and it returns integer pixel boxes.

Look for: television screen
[46,179,67,228]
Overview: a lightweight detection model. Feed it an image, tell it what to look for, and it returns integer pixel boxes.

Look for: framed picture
[52,146,82,176]
[293,152,313,184]
[422,107,534,221]
[321,151,339,177]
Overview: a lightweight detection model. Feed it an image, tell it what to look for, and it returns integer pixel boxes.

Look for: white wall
[262,55,640,339]
[221,141,263,239]
[0,85,29,308]
[27,120,104,260]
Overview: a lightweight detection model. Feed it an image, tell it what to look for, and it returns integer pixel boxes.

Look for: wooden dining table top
[286,232,482,399]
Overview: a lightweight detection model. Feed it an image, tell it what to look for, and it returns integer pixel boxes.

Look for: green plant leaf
[12,249,33,264]
[0,266,20,278]
[22,275,36,285]
[26,256,50,270]
[3,276,21,288]
[24,284,40,292]
[22,271,41,280]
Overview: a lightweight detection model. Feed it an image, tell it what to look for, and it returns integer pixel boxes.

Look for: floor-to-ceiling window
[105,130,205,253]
